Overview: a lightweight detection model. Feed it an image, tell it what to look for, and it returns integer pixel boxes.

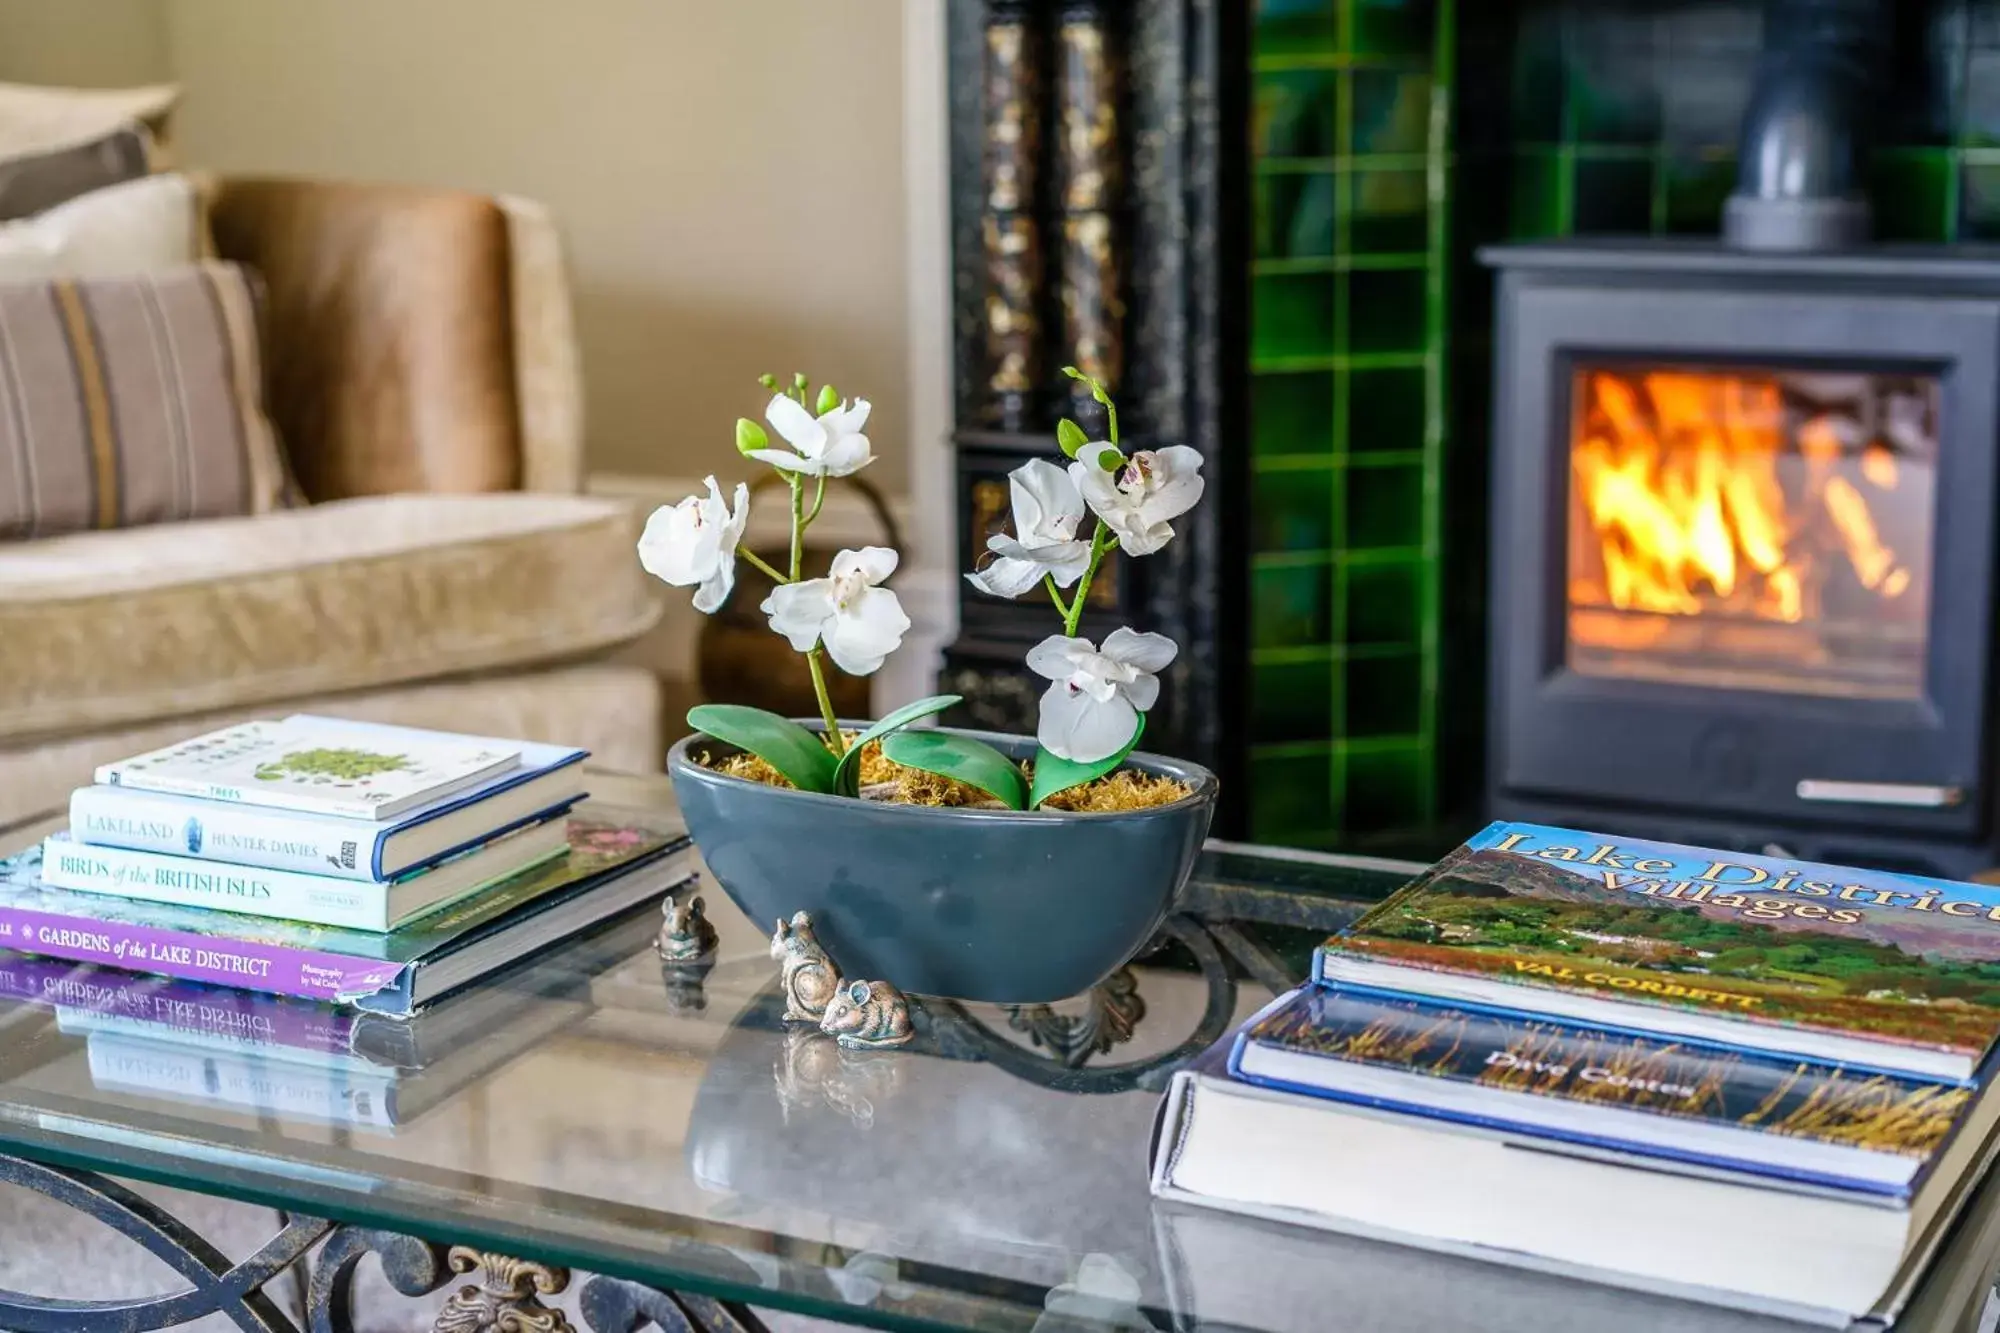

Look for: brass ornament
[432,1248,573,1333]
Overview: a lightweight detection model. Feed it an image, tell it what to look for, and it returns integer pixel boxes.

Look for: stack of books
[1152,822,2000,1325]
[0,716,694,1016]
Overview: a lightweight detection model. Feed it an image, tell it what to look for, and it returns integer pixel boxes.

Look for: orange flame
[1570,370,1910,628]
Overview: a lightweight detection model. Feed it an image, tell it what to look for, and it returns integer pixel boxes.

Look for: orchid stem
[1043,573,1072,623]
[1065,526,1113,638]
[741,548,789,584]
[804,472,828,528]
[788,476,804,581]
[785,472,846,755]
[807,648,846,757]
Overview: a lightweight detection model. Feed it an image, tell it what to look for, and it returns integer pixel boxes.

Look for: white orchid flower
[748,393,875,477]
[1027,627,1178,763]
[762,546,911,676]
[965,459,1094,599]
[636,476,750,614]
[1069,445,1205,557]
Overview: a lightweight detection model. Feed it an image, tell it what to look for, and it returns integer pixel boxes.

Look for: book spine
[95,765,379,820]
[86,1036,396,1128]
[41,841,393,932]
[0,902,408,1003]
[70,787,387,882]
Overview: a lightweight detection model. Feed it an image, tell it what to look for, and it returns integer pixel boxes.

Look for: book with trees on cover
[70,730,586,881]
[1314,822,2000,1084]
[94,716,521,820]
[1231,985,1980,1196]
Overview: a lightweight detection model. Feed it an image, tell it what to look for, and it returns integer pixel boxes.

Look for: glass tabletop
[0,771,1997,1332]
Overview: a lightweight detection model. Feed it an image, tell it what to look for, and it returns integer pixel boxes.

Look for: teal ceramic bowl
[666,725,1218,1003]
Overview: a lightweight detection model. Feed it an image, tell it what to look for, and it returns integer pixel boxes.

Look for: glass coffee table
[0,771,1996,1332]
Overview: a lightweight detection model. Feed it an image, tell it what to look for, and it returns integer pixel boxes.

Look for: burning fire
[1570,369,1914,628]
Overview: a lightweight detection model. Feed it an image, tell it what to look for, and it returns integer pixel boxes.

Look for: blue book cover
[72,720,586,882]
[1230,986,1976,1198]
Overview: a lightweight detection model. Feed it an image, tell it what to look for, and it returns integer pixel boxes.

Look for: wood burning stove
[1481,244,2000,876]
[1477,0,2000,875]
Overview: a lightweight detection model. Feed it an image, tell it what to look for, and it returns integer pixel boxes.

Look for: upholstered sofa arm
[204,177,584,499]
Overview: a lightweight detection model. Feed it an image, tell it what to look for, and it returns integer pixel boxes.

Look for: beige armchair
[0,176,663,830]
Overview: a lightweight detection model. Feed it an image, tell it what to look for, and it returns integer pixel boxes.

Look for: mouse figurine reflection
[819,979,913,1050]
[771,912,840,1023]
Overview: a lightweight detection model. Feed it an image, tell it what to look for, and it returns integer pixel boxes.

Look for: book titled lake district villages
[1316,822,2000,1082]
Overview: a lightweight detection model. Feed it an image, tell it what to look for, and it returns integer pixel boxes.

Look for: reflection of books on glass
[94,716,522,819]
[67,902,668,1128]
[86,1032,400,1131]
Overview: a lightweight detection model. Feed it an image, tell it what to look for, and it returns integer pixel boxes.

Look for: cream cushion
[0,173,201,280]
[0,492,662,741]
[0,81,178,158]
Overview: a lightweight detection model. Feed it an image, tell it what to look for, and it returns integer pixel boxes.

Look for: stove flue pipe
[1723,0,1887,251]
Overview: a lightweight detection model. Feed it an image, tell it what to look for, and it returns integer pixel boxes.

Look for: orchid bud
[1092,445,1124,472]
[816,383,840,415]
[758,373,779,390]
[1056,418,1088,459]
[736,418,769,456]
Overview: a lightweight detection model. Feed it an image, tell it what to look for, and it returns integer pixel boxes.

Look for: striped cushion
[0,262,292,539]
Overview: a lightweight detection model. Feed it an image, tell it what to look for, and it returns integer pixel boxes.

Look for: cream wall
[158,0,913,491]
[0,0,168,85]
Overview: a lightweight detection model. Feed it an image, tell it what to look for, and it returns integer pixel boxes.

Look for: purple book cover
[0,900,405,1003]
[0,953,357,1056]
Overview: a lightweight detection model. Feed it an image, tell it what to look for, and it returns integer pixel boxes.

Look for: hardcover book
[1151,1021,2000,1324]
[1315,822,2000,1082]
[39,818,569,932]
[1232,986,1981,1196]
[94,716,522,819]
[0,806,690,1015]
[70,728,587,880]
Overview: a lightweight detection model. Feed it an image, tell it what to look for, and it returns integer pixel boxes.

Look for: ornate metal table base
[0,1155,765,1333]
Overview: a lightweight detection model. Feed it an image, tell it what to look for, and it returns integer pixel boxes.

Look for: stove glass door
[1565,363,1937,701]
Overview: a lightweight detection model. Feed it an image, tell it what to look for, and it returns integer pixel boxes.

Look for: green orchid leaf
[1056,417,1089,458]
[735,418,769,455]
[832,694,964,796]
[881,731,1027,810]
[816,383,840,414]
[688,704,837,793]
[1030,715,1145,809]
